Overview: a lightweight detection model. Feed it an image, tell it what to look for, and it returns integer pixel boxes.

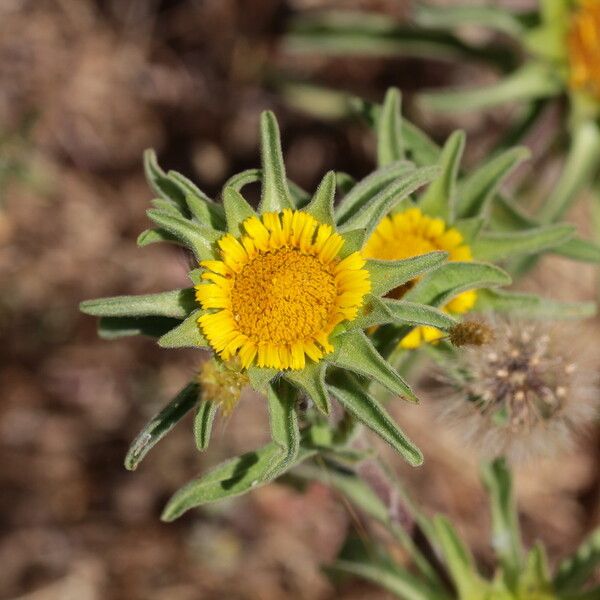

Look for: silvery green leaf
[457,146,530,219]
[144,149,187,213]
[161,442,315,520]
[331,330,418,402]
[354,294,456,331]
[471,224,574,261]
[223,168,261,193]
[538,121,600,223]
[259,110,293,212]
[336,171,356,195]
[554,237,600,263]
[420,64,562,113]
[481,458,523,584]
[194,399,219,451]
[151,198,182,216]
[222,186,257,234]
[402,119,441,167]
[146,209,220,260]
[328,373,422,466]
[341,165,440,237]
[475,289,596,319]
[98,316,181,340]
[366,251,448,297]
[304,170,336,225]
[137,228,180,248]
[247,366,278,392]
[453,217,485,244]
[553,527,600,592]
[335,160,414,226]
[125,382,199,471]
[158,309,209,348]
[419,130,465,222]
[285,363,330,415]
[265,381,301,479]
[404,261,511,307]
[377,87,403,166]
[415,3,526,37]
[338,228,367,258]
[80,289,195,319]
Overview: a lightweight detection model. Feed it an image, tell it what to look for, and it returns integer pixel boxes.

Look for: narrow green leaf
[80,289,195,319]
[420,64,562,113]
[144,149,187,213]
[158,309,209,348]
[304,170,336,225]
[366,251,448,297]
[341,166,440,237]
[554,237,600,263]
[161,442,315,520]
[222,186,256,234]
[471,224,574,261]
[377,87,403,167]
[223,168,261,193]
[328,372,423,466]
[402,120,442,167]
[457,146,531,219]
[151,198,182,216]
[335,160,414,226]
[419,130,465,222]
[146,209,220,260]
[338,228,367,258]
[137,228,180,248]
[453,217,485,244]
[98,316,181,339]
[336,171,356,195]
[475,289,597,319]
[125,382,199,471]
[284,362,331,415]
[259,110,293,212]
[553,528,600,592]
[404,261,511,307]
[194,399,219,451]
[331,330,418,402]
[481,458,523,583]
[518,544,553,597]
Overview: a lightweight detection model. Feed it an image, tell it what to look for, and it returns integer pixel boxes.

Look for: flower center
[568,0,600,99]
[231,247,338,345]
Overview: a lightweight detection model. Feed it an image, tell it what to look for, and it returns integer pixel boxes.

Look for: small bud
[197,358,249,416]
[449,320,494,347]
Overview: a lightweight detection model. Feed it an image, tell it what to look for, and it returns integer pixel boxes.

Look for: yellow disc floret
[196,209,371,370]
[363,206,477,348]
[568,0,600,100]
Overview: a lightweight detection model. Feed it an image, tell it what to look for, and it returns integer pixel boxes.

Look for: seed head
[197,358,249,416]
[449,319,494,347]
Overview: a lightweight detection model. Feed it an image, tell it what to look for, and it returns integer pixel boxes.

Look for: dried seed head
[197,358,249,416]
[449,319,494,347]
[432,318,598,462]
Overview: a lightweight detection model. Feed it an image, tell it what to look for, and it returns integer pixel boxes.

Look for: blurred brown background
[1,1,598,599]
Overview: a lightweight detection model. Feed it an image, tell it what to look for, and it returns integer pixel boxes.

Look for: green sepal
[304,170,336,225]
[471,224,574,262]
[457,146,530,219]
[354,294,457,331]
[144,149,188,214]
[366,251,448,297]
[146,209,220,261]
[158,309,209,348]
[404,261,511,307]
[481,458,523,586]
[246,366,278,392]
[553,528,600,593]
[284,362,331,415]
[161,442,316,520]
[341,165,440,237]
[97,316,181,340]
[419,130,465,222]
[80,288,196,319]
[259,110,293,212]
[222,186,257,234]
[125,382,199,471]
[137,228,180,248]
[151,198,182,216]
[223,168,261,193]
[377,87,403,167]
[420,64,562,114]
[265,380,301,479]
[402,119,442,167]
[194,399,219,451]
[335,160,414,226]
[331,329,418,402]
[327,372,422,466]
[518,544,553,598]
[338,228,367,258]
[475,289,597,319]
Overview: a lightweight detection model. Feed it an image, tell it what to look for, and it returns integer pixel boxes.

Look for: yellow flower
[568,0,600,100]
[363,206,476,348]
[196,209,371,370]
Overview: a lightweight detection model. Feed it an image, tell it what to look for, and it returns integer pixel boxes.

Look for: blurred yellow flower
[568,0,600,99]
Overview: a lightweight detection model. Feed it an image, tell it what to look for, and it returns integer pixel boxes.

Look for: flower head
[196,209,370,370]
[568,0,600,100]
[433,318,598,462]
[364,206,477,348]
